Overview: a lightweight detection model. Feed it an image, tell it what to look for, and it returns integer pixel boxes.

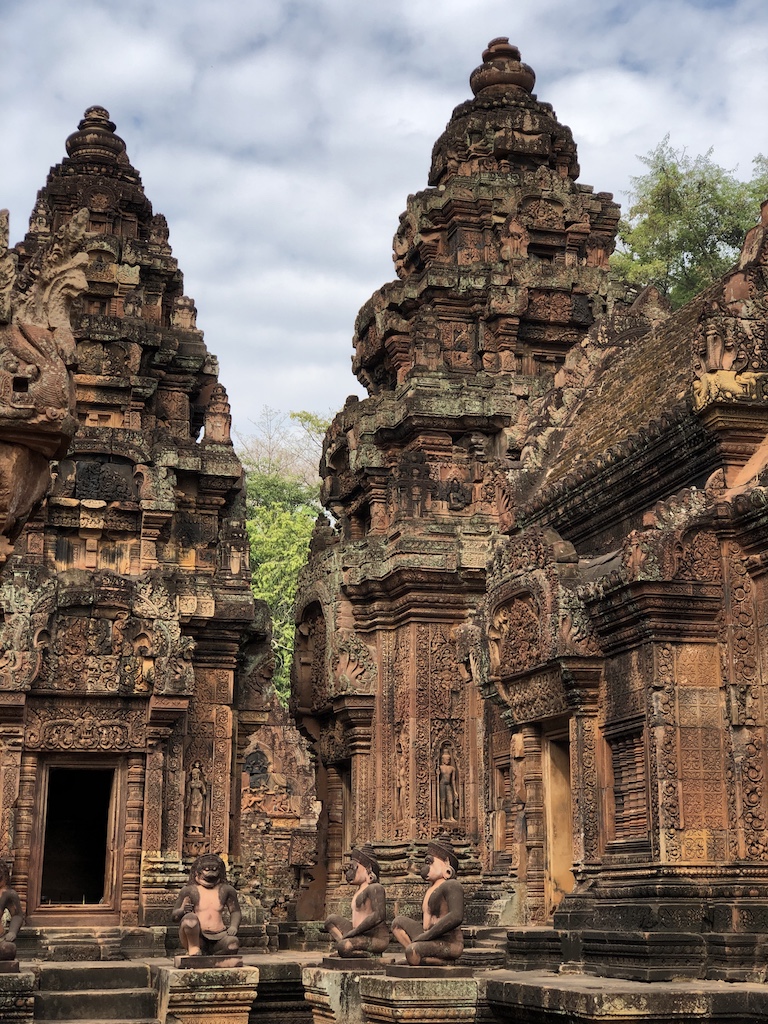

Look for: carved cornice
[517,408,719,547]
[147,694,189,729]
[332,692,376,755]
[560,656,602,712]
[584,579,722,654]
[0,692,26,725]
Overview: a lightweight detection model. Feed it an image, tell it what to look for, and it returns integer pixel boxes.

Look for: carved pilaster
[562,658,602,867]
[332,693,375,848]
[326,765,345,883]
[210,705,233,854]
[12,752,36,911]
[143,734,167,855]
[0,716,24,861]
[521,724,545,922]
[123,755,144,926]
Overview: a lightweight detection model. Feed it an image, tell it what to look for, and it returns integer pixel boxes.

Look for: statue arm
[171,885,196,922]
[225,885,241,935]
[2,891,23,941]
[344,885,386,938]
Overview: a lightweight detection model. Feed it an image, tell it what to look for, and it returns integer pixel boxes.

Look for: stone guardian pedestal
[359,970,478,1024]
[0,970,33,1024]
[155,965,259,1024]
[303,960,386,1024]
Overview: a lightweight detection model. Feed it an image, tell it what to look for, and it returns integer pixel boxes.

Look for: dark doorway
[40,767,114,905]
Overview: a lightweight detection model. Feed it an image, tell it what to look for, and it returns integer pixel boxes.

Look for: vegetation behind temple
[611,136,768,308]
[239,408,329,704]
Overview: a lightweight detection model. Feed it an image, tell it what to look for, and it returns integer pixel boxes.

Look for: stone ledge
[483,969,768,1021]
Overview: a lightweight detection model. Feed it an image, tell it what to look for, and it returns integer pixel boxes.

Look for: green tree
[238,407,331,704]
[611,137,768,308]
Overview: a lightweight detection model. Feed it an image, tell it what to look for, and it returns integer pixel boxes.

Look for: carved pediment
[489,593,541,677]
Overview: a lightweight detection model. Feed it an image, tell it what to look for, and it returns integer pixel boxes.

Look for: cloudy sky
[2,0,767,439]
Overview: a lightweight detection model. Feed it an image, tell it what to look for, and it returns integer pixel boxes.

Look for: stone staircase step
[35,1020,159,1024]
[33,963,158,1023]
[34,988,157,1021]
[38,964,152,991]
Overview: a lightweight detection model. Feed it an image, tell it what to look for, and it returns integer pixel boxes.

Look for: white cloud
[2,0,767,433]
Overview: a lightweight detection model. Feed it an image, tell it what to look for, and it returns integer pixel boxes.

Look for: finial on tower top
[469,38,536,96]
[65,106,127,163]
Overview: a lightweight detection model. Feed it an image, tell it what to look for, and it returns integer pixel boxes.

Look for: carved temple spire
[429,39,580,186]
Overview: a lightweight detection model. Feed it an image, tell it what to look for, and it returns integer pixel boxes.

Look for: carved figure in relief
[692,368,762,409]
[0,861,23,960]
[437,748,459,822]
[396,740,407,820]
[171,853,241,957]
[324,845,389,958]
[185,761,207,837]
[391,839,464,965]
[0,207,89,561]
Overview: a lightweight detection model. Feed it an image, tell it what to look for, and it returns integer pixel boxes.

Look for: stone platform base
[385,964,474,978]
[0,970,33,1024]
[322,955,385,970]
[154,964,259,1024]
[304,962,387,1023]
[483,969,768,1022]
[173,953,243,969]
[360,971,479,1023]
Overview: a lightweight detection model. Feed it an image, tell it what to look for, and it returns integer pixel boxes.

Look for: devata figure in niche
[437,747,459,822]
[392,838,464,965]
[184,762,207,837]
[324,845,389,957]
[171,853,241,957]
[0,861,23,960]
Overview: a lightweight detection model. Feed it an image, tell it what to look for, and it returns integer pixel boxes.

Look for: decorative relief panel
[25,702,145,751]
[497,668,566,725]
[490,594,541,677]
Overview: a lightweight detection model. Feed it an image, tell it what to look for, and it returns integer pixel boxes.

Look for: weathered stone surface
[0,970,34,1024]
[482,970,768,1022]
[155,964,259,1024]
[359,973,478,1023]
[304,963,385,1024]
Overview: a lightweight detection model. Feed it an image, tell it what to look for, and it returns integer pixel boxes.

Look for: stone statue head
[350,844,380,881]
[426,838,459,877]
[188,852,227,887]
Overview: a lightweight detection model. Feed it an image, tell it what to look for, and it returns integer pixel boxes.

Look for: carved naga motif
[0,207,89,562]
[331,631,377,695]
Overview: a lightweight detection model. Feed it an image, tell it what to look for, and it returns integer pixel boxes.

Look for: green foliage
[611,137,768,308]
[246,501,317,705]
[238,407,331,705]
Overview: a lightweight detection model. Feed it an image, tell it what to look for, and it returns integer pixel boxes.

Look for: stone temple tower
[293,40,620,918]
[0,106,270,953]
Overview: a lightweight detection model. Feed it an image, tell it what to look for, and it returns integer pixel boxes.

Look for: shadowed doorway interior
[40,767,114,905]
